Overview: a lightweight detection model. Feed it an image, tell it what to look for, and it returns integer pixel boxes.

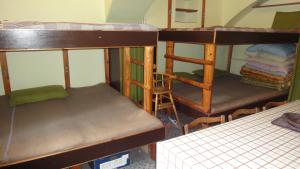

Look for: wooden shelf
[176,8,198,13]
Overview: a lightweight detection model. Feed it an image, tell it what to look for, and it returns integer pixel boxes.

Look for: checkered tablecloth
[157,101,300,169]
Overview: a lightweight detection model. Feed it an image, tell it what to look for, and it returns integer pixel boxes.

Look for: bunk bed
[159,27,300,116]
[160,0,300,117]
[0,21,164,169]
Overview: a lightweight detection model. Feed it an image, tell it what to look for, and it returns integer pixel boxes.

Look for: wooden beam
[165,42,174,88]
[202,44,216,113]
[63,49,70,89]
[131,58,144,66]
[165,54,213,65]
[123,47,131,98]
[201,0,206,27]
[0,51,11,95]
[143,46,154,114]
[227,45,234,72]
[165,42,174,89]
[131,80,144,89]
[104,49,110,84]
[176,8,198,13]
[172,75,210,89]
[167,0,172,29]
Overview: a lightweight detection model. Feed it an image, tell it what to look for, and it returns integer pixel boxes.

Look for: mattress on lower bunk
[0,84,163,166]
[173,74,288,115]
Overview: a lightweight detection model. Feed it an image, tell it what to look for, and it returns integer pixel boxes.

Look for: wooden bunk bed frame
[159,27,299,115]
[161,0,300,116]
[0,26,164,169]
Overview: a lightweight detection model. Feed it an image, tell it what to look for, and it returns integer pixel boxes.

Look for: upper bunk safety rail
[165,54,214,65]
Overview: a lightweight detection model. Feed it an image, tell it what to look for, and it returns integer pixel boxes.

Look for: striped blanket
[240,66,292,83]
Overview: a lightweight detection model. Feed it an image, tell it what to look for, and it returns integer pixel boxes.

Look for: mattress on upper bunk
[0,21,158,31]
[0,84,163,167]
[173,73,288,115]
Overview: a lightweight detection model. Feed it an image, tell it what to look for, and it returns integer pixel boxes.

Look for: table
[157,101,300,169]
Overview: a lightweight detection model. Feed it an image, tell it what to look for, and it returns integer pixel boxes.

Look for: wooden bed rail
[165,54,214,65]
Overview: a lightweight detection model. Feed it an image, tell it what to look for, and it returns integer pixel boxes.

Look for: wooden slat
[131,58,144,66]
[143,46,154,114]
[123,48,131,97]
[63,49,70,88]
[175,8,198,13]
[0,51,11,95]
[202,44,216,113]
[172,75,210,89]
[165,54,213,65]
[131,80,144,89]
[104,49,110,84]
[226,45,233,72]
[173,95,206,114]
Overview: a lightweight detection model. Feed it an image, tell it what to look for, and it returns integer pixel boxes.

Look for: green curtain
[271,11,300,102]
[120,48,144,103]
[288,39,300,102]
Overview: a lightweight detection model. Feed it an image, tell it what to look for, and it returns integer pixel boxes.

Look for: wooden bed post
[226,45,234,72]
[203,44,216,113]
[124,47,131,97]
[144,46,156,161]
[63,49,70,89]
[104,49,110,84]
[144,46,154,114]
[167,0,172,29]
[0,51,11,95]
[165,42,174,75]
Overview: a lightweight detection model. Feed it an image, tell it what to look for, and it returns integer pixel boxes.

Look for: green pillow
[192,69,229,78]
[272,11,300,29]
[9,85,68,106]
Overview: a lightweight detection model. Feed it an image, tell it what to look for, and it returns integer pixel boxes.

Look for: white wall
[146,0,225,74]
[221,0,300,75]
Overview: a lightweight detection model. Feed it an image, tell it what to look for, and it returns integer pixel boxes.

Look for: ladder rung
[172,75,211,89]
[131,58,144,66]
[165,54,214,65]
[158,102,173,109]
[130,80,144,88]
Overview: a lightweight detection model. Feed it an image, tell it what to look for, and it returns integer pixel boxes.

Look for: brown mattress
[0,84,163,167]
[173,74,288,115]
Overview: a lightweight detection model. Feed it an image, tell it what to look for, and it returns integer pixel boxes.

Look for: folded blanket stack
[240,44,296,90]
